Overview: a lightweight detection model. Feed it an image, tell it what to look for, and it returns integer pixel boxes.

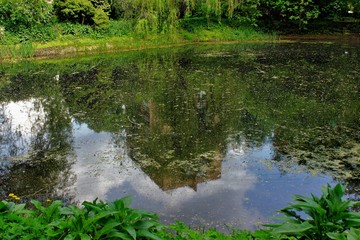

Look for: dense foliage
[1,184,360,239]
[0,0,359,44]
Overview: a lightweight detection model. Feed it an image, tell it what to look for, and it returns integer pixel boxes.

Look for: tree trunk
[178,0,187,19]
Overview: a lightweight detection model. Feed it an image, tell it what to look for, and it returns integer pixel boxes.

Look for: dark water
[0,42,359,230]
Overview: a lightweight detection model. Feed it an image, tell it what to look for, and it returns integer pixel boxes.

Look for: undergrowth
[0,20,274,61]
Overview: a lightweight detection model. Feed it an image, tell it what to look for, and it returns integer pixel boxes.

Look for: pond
[0,42,359,230]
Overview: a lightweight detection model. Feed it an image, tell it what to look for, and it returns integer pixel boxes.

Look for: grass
[0,22,277,61]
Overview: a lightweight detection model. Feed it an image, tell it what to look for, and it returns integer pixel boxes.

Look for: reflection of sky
[0,102,334,230]
[69,122,333,230]
[0,101,335,230]
[0,99,46,159]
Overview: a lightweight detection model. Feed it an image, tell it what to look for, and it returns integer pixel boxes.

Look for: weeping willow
[116,0,249,33]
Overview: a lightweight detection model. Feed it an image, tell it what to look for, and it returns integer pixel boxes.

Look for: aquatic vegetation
[273,126,360,180]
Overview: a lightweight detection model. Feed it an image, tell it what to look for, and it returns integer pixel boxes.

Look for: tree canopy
[0,0,359,35]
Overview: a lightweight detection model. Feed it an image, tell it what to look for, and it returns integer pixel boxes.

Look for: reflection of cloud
[69,124,261,229]
[227,140,246,156]
[0,99,46,159]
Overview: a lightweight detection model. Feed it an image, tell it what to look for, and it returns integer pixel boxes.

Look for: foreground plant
[0,196,163,240]
[1,184,360,239]
[268,183,360,240]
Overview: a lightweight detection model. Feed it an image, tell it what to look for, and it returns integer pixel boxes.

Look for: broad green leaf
[137,229,163,240]
[13,203,27,213]
[132,209,158,219]
[113,199,125,211]
[273,221,314,234]
[120,196,133,209]
[134,220,162,230]
[0,201,8,211]
[64,234,75,240]
[327,232,346,240]
[348,228,360,240]
[123,225,136,239]
[344,219,360,228]
[333,184,345,198]
[83,210,118,229]
[82,201,103,213]
[60,208,74,216]
[31,200,45,212]
[95,221,122,239]
[107,231,132,240]
[80,233,92,240]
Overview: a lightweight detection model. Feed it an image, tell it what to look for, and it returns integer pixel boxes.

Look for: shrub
[93,8,110,30]
[268,183,360,240]
[58,22,94,36]
[53,0,96,25]
[0,196,163,239]
[0,0,54,33]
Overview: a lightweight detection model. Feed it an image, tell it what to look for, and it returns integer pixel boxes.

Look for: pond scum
[1,184,360,239]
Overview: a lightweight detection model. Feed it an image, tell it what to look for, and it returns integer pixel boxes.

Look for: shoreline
[1,33,360,62]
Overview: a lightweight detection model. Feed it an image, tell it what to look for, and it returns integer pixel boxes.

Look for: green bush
[0,196,163,240]
[20,25,58,43]
[58,22,94,36]
[0,0,54,33]
[93,8,110,30]
[54,0,96,25]
[268,183,360,240]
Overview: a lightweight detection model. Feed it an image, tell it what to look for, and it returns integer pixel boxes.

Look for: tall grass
[0,42,35,60]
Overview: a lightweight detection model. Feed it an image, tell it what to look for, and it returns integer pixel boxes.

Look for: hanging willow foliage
[114,0,250,33]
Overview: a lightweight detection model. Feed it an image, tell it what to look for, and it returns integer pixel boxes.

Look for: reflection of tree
[125,56,237,191]
[2,42,358,198]
[0,68,75,201]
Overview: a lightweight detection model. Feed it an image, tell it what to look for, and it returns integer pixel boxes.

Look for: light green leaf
[327,232,346,240]
[348,228,360,240]
[137,229,162,240]
[274,221,313,234]
[123,225,136,239]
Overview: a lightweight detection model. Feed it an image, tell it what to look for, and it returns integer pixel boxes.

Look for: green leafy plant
[268,183,360,239]
[0,196,164,240]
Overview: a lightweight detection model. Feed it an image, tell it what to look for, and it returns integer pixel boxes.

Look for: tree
[108,0,261,32]
[262,0,320,29]
[53,0,96,24]
[0,0,54,32]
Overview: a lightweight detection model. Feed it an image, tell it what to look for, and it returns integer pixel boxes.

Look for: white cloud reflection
[69,122,264,229]
[0,99,46,159]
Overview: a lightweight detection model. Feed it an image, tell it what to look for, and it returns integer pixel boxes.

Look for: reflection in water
[0,99,46,159]
[69,121,262,229]
[0,42,359,229]
[0,96,74,200]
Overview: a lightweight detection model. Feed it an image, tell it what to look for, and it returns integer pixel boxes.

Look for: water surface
[0,42,359,230]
